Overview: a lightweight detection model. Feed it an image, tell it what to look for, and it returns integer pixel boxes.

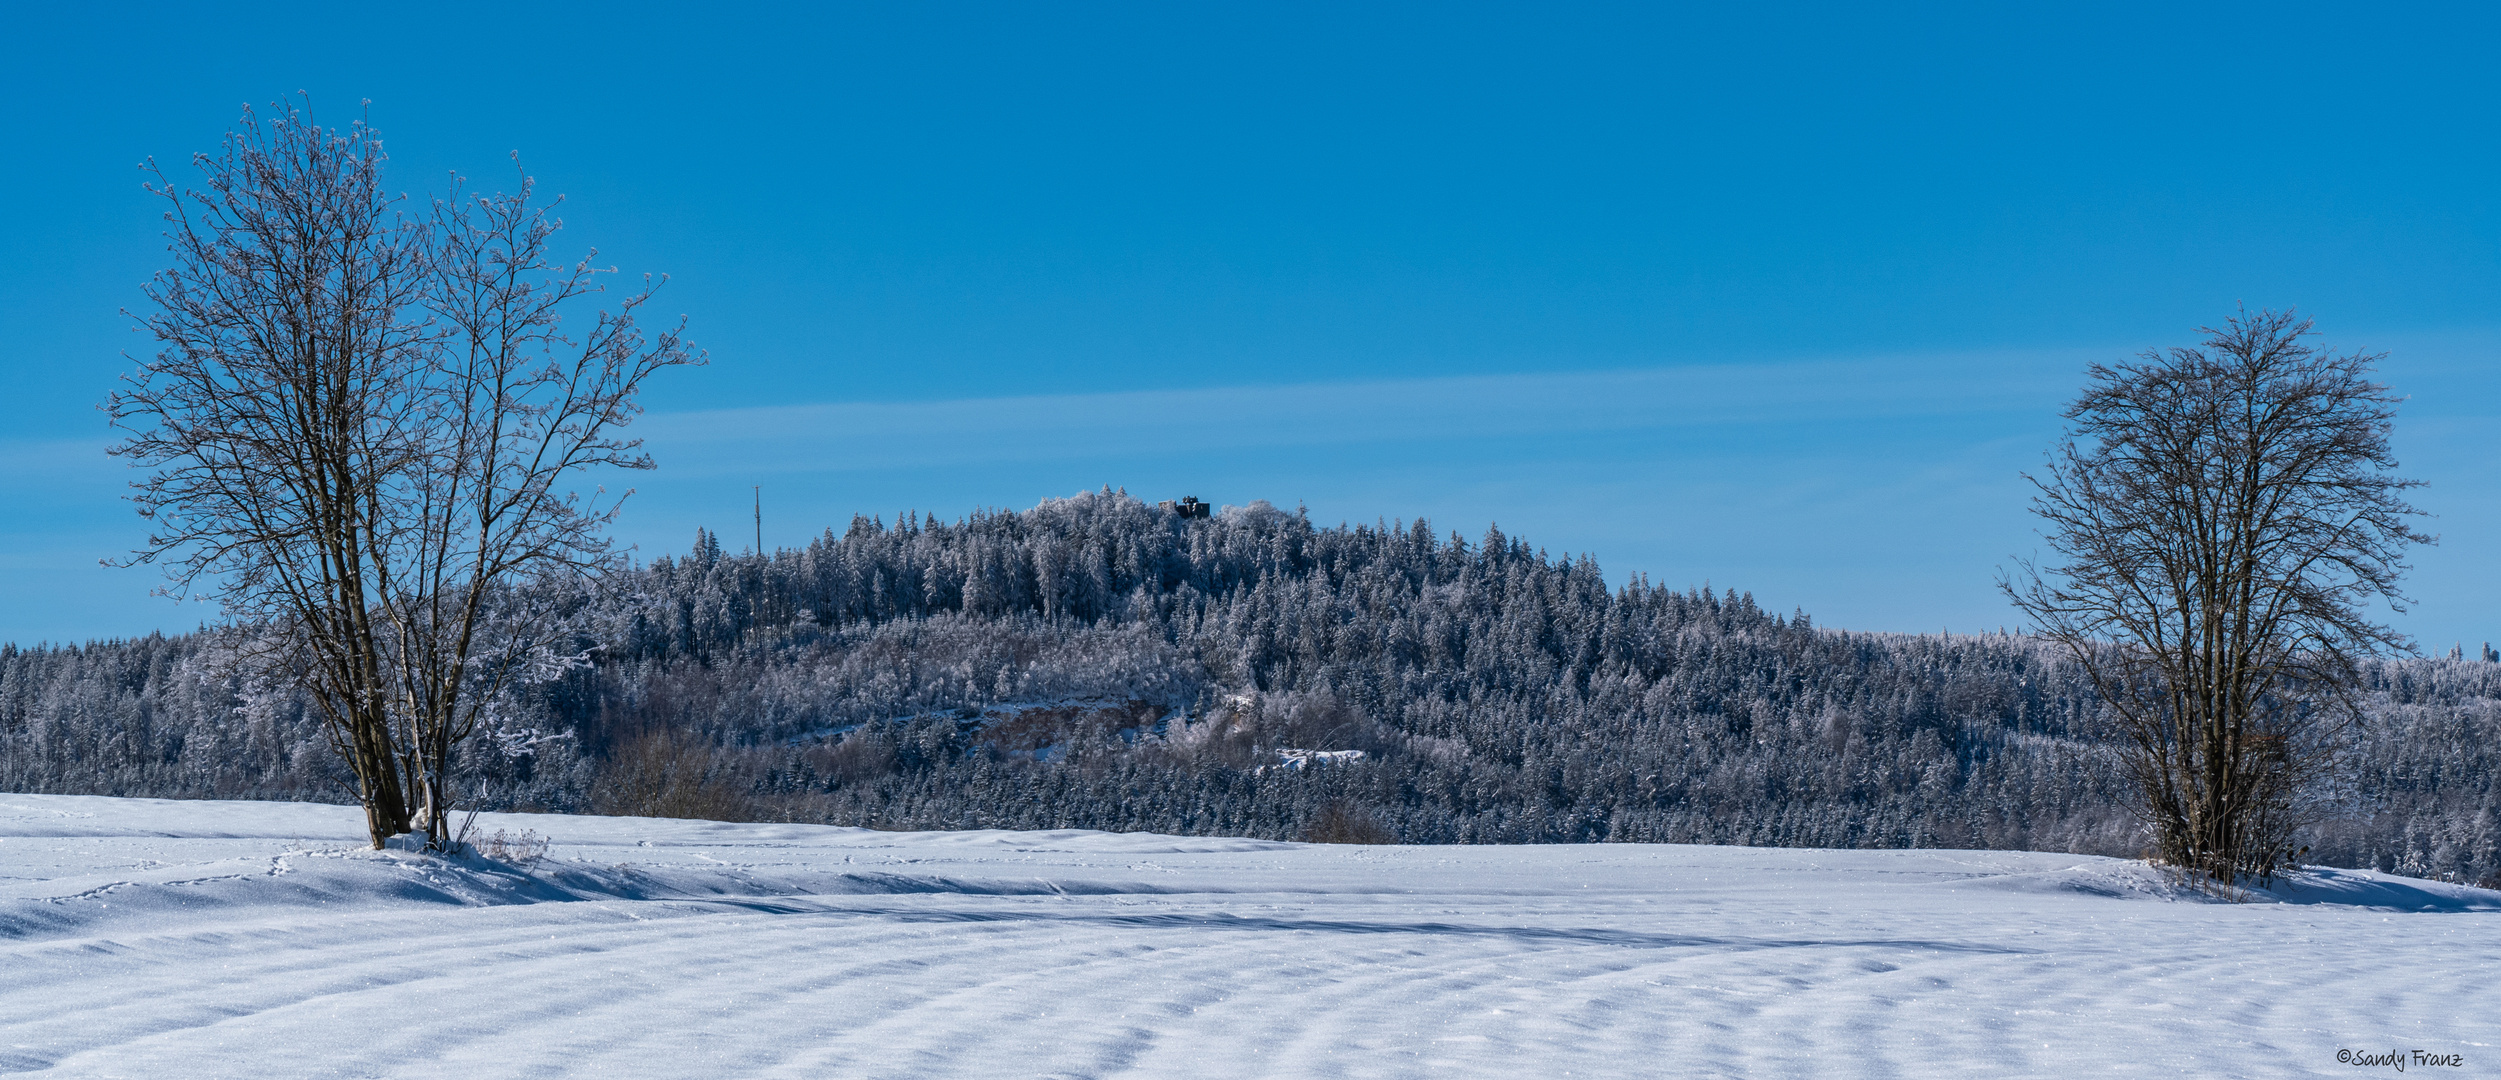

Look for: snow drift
[2,794,2492,1078]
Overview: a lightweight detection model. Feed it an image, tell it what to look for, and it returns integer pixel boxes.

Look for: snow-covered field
[2,795,2493,1079]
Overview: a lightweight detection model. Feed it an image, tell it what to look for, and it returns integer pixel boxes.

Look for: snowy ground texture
[3,795,2496,1079]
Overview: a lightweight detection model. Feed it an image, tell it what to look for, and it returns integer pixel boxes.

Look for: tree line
[7,490,2494,884]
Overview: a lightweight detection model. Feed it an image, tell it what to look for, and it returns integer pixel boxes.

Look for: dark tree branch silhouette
[111,102,429,844]
[383,162,697,846]
[108,100,698,848]
[2003,309,2428,883]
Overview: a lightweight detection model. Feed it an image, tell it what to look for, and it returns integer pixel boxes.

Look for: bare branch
[109,103,702,848]
[2000,308,2427,883]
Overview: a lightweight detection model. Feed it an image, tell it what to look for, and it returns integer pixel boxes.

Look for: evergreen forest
[5,491,2494,884]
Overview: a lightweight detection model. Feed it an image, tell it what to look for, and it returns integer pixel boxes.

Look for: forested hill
[4,490,2495,883]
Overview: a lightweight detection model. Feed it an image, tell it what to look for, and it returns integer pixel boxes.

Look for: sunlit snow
[3,794,2493,1078]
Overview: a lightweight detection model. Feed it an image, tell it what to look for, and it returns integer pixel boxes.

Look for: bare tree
[2003,309,2427,883]
[110,101,697,848]
[382,165,695,847]
[113,103,429,844]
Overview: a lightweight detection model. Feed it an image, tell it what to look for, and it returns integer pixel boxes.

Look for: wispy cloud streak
[635,352,2086,478]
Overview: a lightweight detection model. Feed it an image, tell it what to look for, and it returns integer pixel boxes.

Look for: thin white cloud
[634,351,2088,478]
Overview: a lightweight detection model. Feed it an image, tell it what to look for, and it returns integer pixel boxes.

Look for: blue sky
[2,2,2494,648]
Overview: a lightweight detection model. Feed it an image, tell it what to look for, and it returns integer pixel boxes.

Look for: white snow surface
[2,794,2494,1078]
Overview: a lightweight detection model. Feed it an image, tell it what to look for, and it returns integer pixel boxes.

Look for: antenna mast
[754,485,763,556]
